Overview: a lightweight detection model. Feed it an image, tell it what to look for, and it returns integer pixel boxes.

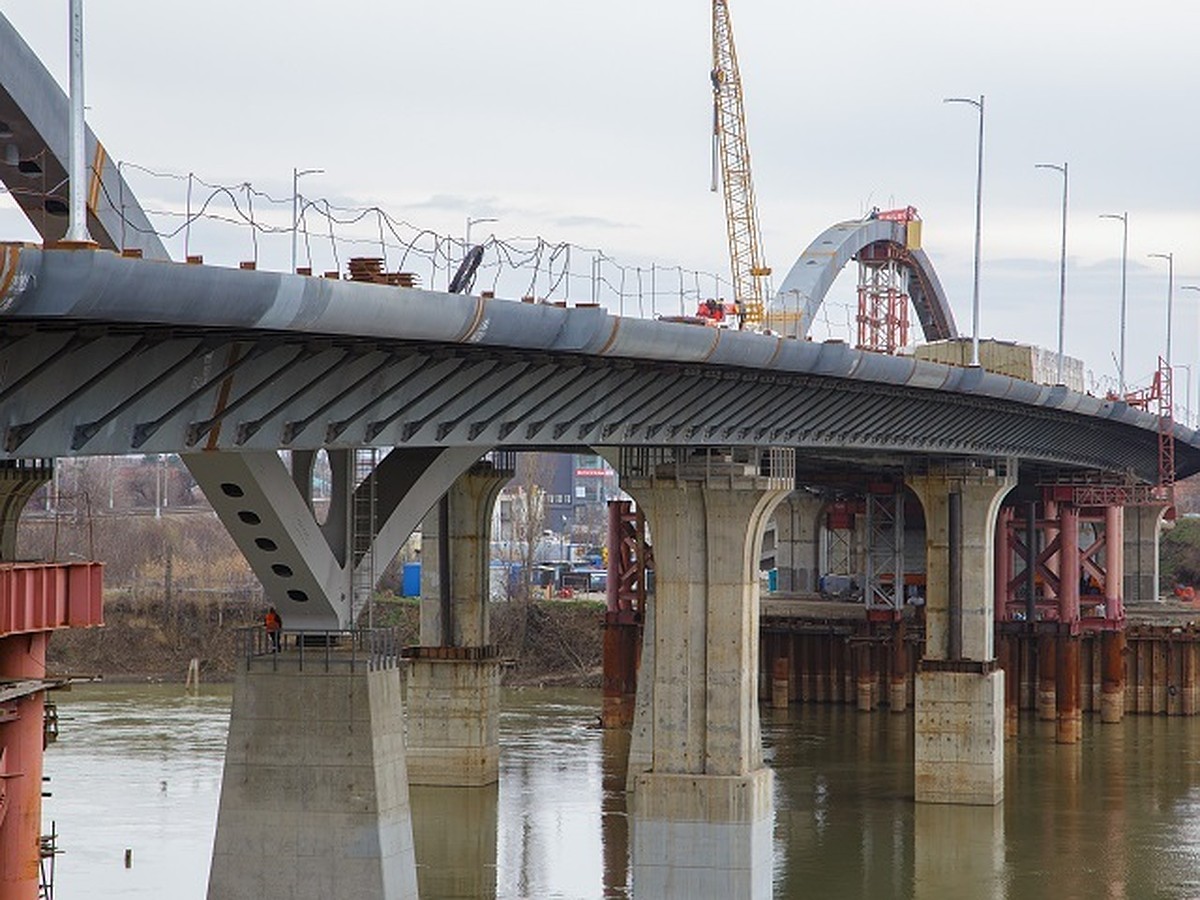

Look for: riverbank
[46,594,605,686]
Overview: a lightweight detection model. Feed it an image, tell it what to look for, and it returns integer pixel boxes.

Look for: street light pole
[944,94,985,367]
[1100,212,1128,394]
[1036,162,1068,384]
[291,167,324,273]
[1181,284,1200,427]
[1149,252,1175,370]
[66,0,91,244]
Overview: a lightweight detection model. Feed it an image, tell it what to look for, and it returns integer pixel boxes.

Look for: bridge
[1,12,1198,900]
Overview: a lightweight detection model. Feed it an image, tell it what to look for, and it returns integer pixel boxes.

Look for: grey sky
[1,0,1197,402]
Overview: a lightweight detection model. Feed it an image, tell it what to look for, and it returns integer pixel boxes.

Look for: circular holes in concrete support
[271,563,294,578]
[237,511,261,525]
[287,589,309,603]
[255,537,278,552]
[220,482,245,498]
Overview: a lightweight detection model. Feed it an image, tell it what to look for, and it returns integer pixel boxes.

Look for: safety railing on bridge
[238,626,401,673]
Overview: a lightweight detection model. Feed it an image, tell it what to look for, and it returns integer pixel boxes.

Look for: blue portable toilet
[402,562,421,597]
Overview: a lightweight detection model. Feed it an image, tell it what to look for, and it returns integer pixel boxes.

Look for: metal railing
[238,626,401,673]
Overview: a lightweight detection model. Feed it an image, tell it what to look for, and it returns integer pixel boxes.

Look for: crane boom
[711,0,770,327]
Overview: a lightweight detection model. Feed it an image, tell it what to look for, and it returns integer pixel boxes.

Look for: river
[41,684,1200,898]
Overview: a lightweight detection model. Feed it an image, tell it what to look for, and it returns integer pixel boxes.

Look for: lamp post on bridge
[1181,285,1200,428]
[1099,212,1128,394]
[943,94,985,368]
[1149,252,1175,371]
[1175,364,1193,430]
[462,216,498,291]
[1035,162,1068,385]
[291,167,324,273]
[66,0,91,244]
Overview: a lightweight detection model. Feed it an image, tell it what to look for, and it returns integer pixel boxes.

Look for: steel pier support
[602,500,648,728]
[908,463,1015,806]
[1101,630,1126,723]
[408,457,512,786]
[1056,503,1082,744]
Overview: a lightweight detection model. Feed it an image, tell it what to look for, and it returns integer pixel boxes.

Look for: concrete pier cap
[907,458,1016,806]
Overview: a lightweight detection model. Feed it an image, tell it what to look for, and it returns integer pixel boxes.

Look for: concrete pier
[623,448,790,890]
[1124,505,1165,604]
[407,460,509,786]
[908,465,1014,806]
[207,646,417,900]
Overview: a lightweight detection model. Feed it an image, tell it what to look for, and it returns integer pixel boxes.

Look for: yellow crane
[710,0,771,328]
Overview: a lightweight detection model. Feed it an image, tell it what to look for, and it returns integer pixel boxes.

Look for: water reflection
[39,684,1200,899]
[411,785,498,899]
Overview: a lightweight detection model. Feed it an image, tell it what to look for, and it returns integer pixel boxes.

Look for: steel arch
[770,217,958,342]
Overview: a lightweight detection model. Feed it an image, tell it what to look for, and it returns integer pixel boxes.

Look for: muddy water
[42,684,1200,898]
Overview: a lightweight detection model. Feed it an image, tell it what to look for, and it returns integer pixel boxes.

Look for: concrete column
[408,460,510,786]
[624,458,789,897]
[207,657,417,900]
[1105,505,1125,620]
[418,461,510,647]
[769,490,824,593]
[1124,505,1166,604]
[0,460,51,561]
[1056,504,1081,744]
[907,470,1013,664]
[907,466,1014,806]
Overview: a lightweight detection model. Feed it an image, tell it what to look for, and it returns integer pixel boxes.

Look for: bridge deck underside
[0,319,1172,481]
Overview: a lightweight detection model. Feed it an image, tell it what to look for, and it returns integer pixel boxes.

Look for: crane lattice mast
[711,0,771,328]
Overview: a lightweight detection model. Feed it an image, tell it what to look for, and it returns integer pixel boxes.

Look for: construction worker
[264,606,282,652]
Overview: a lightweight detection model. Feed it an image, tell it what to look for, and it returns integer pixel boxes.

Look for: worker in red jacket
[264,606,282,652]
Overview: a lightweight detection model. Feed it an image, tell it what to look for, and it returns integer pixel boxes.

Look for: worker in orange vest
[264,606,282,652]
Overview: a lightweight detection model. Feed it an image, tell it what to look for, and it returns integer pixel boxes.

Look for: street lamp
[1035,162,1068,384]
[1176,364,1193,429]
[66,0,91,244]
[1149,252,1175,369]
[291,167,324,273]
[943,94,985,367]
[465,215,499,250]
[1182,285,1200,427]
[1099,212,1128,394]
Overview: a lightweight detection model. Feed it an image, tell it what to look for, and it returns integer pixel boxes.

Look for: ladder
[351,448,378,629]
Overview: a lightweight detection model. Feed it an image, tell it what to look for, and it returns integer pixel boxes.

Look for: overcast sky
[1,1,1198,404]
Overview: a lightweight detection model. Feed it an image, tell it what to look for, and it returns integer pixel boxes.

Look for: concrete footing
[404,655,501,786]
[207,660,417,900]
[631,768,773,898]
[914,668,1004,806]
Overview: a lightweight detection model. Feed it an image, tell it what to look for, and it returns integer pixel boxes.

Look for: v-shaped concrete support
[184,447,486,628]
